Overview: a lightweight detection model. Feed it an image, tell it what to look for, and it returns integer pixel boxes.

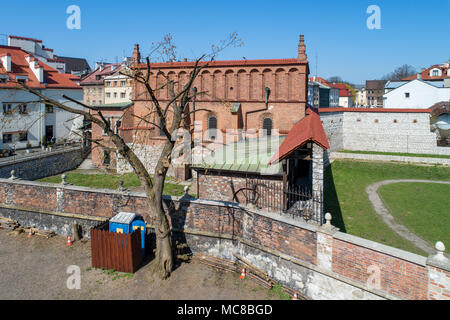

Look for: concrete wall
[319,109,450,155]
[0,178,448,300]
[0,146,88,180]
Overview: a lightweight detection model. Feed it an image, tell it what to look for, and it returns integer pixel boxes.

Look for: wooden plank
[98,230,105,270]
[116,233,123,273]
[124,234,132,273]
[90,229,96,268]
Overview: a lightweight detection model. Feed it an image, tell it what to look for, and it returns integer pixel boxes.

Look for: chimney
[30,59,44,83]
[297,34,307,61]
[132,43,141,66]
[0,53,11,72]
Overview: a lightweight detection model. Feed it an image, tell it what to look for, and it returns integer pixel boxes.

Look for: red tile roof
[135,58,308,70]
[269,108,330,165]
[331,83,353,97]
[80,63,122,85]
[309,76,332,87]
[0,45,81,89]
[402,64,450,81]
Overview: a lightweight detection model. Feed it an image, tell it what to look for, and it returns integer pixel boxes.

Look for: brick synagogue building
[90,35,329,223]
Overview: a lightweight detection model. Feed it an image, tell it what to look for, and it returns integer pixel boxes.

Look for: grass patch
[267,284,291,300]
[37,171,186,196]
[378,182,450,253]
[339,150,450,159]
[324,160,450,256]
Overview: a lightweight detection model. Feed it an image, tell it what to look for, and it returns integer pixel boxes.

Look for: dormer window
[430,69,440,77]
[17,79,26,84]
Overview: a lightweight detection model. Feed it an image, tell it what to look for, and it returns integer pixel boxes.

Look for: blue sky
[1,0,449,84]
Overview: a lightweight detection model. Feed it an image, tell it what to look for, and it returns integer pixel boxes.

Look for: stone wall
[0,178,448,300]
[0,146,88,180]
[319,108,450,155]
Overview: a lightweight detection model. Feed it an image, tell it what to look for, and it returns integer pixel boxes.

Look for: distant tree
[382,64,417,81]
[327,76,343,83]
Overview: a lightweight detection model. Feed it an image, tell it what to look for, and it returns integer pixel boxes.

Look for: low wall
[0,178,448,300]
[0,146,88,180]
[330,152,450,166]
[319,108,450,156]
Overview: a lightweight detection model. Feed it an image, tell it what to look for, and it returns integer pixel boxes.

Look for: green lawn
[378,182,450,253]
[37,171,186,197]
[324,160,450,256]
[339,150,450,160]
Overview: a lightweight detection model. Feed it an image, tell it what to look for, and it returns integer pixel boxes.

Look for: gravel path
[366,179,450,255]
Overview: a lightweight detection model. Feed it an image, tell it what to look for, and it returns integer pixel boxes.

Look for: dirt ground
[0,229,279,300]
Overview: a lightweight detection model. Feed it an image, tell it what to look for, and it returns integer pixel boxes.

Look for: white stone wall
[320,110,450,155]
[319,112,344,151]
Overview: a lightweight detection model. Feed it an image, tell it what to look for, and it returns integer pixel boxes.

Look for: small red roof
[269,108,330,165]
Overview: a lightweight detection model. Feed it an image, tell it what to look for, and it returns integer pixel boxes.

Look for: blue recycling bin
[109,212,146,257]
[109,212,136,234]
[131,219,146,257]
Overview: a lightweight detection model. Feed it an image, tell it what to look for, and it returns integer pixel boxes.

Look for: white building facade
[384,79,450,109]
[0,46,83,150]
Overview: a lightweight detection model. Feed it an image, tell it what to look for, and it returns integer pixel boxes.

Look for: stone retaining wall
[0,178,448,300]
[0,146,88,180]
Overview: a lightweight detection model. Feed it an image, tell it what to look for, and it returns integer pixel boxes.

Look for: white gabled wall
[384,80,450,109]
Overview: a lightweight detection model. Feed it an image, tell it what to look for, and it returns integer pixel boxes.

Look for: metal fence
[90,223,143,273]
[245,178,323,224]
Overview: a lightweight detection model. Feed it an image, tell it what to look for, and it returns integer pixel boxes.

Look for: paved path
[366,179,450,255]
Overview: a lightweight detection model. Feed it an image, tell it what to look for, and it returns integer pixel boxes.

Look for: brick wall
[332,238,428,300]
[0,178,448,300]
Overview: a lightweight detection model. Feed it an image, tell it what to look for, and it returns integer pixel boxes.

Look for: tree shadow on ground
[324,163,346,233]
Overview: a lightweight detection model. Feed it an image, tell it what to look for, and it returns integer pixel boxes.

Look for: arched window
[208,116,218,140]
[262,118,273,136]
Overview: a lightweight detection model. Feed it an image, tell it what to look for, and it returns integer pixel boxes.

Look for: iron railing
[245,178,323,224]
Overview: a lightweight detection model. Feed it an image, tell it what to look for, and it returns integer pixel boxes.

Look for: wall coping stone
[0,146,83,167]
[330,152,450,165]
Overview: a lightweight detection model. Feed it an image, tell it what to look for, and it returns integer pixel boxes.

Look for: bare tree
[382,64,417,81]
[16,33,242,279]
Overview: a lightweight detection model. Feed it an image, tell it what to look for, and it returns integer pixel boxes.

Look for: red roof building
[402,62,450,81]
[0,45,80,89]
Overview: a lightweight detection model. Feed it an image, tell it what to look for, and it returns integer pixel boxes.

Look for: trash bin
[131,219,146,257]
[109,212,136,234]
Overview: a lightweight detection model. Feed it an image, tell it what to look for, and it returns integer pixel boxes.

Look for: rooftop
[193,136,285,175]
[0,45,81,89]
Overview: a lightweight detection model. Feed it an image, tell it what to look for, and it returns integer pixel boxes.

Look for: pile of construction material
[193,252,308,300]
[0,217,20,231]
[0,217,56,238]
